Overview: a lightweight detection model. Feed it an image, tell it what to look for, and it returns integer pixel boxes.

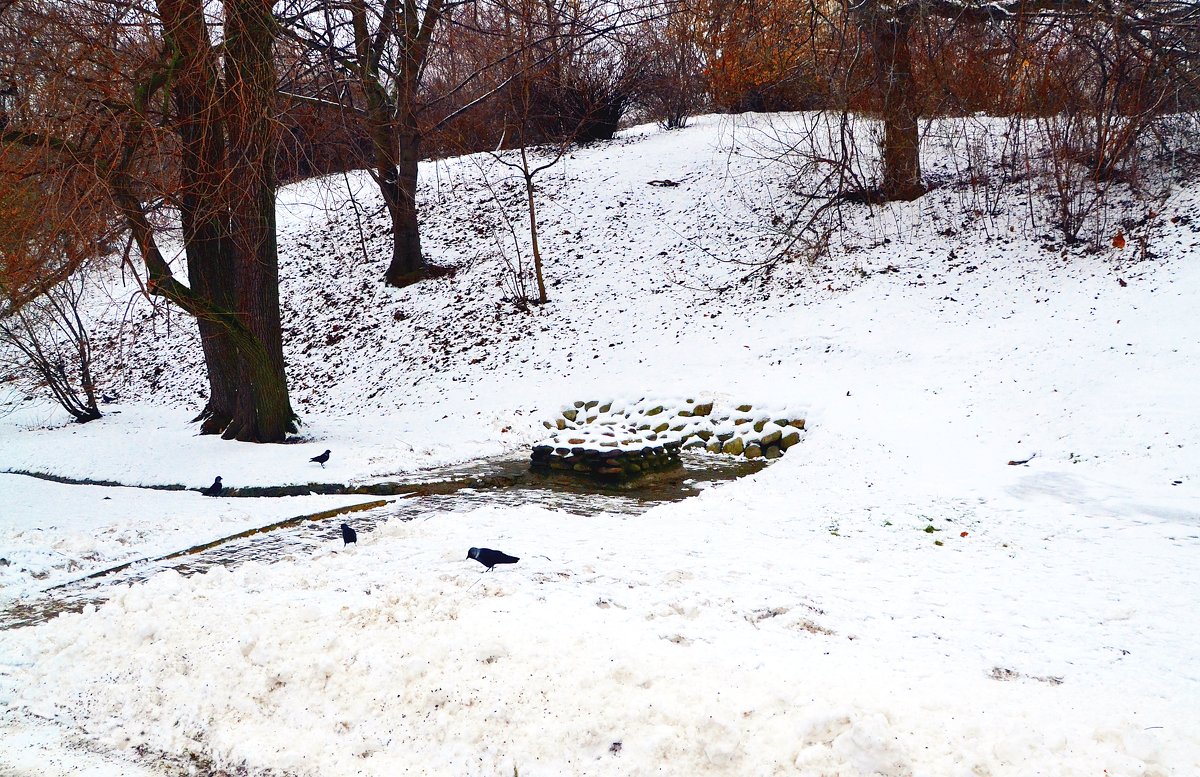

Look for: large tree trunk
[867,13,925,201]
[185,210,240,434]
[223,0,297,442]
[383,128,424,285]
[160,0,239,434]
[186,234,240,434]
[109,174,287,423]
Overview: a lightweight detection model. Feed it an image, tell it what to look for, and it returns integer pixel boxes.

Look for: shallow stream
[1,452,765,630]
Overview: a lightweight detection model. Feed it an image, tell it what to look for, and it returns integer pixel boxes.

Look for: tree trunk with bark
[223,0,297,441]
[519,145,548,305]
[317,0,443,287]
[160,0,240,433]
[866,12,926,201]
[184,222,241,434]
[383,128,425,285]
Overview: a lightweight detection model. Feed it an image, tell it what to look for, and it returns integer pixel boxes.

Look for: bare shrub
[634,11,707,129]
[0,273,101,423]
[526,35,646,144]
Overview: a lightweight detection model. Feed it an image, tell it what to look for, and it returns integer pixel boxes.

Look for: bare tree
[484,129,570,306]
[476,0,652,307]
[277,0,664,286]
[2,0,299,442]
[850,0,1200,202]
[278,0,457,286]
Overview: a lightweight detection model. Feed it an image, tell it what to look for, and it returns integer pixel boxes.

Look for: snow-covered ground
[1,113,1198,775]
[0,470,390,600]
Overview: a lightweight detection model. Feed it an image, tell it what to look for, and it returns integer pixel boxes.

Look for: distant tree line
[1,0,1197,440]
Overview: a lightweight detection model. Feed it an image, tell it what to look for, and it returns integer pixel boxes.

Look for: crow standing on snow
[341,523,357,546]
[467,547,519,570]
[310,449,331,467]
[201,476,223,497]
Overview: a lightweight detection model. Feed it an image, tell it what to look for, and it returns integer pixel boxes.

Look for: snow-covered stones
[533,398,807,481]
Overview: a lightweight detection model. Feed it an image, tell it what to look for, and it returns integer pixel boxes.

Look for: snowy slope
[1,113,1198,775]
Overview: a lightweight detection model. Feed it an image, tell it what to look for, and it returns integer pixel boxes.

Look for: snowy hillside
[82,114,1197,421]
[1,113,1198,775]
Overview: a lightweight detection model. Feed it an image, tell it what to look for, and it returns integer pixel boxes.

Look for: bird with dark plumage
[341,523,357,546]
[467,547,519,570]
[201,476,223,497]
[310,449,331,467]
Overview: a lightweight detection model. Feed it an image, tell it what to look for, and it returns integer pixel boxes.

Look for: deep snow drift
[1,114,1198,775]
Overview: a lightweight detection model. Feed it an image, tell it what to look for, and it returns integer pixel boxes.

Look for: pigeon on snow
[467,547,519,570]
[201,476,223,497]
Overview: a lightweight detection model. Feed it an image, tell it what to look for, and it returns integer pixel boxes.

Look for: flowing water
[0,452,765,630]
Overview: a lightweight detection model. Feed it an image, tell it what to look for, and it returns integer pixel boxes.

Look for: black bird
[340,523,357,546]
[467,547,519,570]
[310,449,331,468]
[201,476,223,497]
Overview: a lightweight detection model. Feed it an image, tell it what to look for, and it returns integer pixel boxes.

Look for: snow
[0,472,391,600]
[0,717,168,776]
[1,112,1199,774]
[0,402,472,488]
